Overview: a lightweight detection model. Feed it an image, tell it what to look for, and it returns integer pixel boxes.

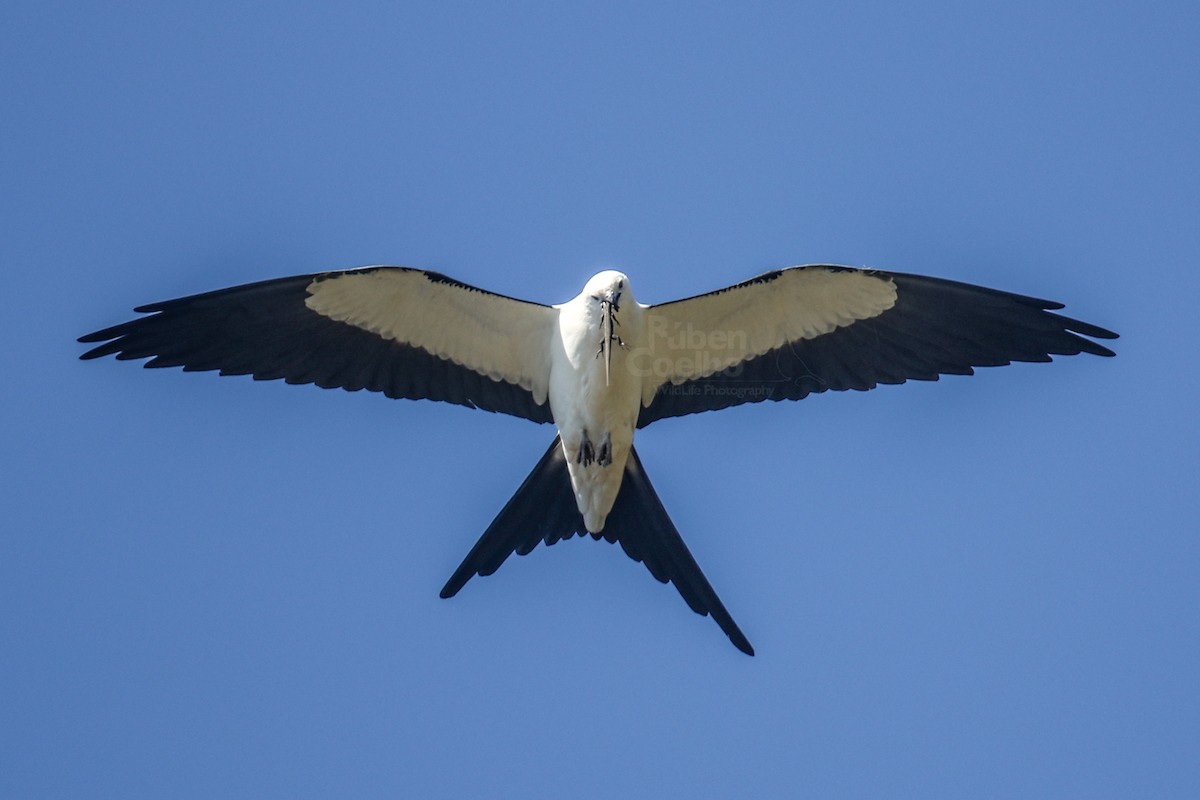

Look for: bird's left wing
[637,266,1117,426]
[79,267,558,423]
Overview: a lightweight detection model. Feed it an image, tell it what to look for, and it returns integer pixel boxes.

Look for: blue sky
[4,1,1197,797]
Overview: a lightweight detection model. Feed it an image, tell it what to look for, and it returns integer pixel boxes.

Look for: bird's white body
[549,271,643,532]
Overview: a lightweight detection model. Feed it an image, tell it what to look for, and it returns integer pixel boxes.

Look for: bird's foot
[576,432,595,467]
[597,433,612,467]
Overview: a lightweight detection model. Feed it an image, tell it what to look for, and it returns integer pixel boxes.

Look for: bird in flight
[79,265,1117,655]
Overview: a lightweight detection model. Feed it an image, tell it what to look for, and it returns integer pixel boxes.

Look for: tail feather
[439,436,581,597]
[440,436,754,656]
[610,448,754,656]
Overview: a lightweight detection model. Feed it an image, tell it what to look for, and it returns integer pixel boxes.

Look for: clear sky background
[4,1,1197,797]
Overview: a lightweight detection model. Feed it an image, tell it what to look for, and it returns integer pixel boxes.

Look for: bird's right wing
[79,267,558,423]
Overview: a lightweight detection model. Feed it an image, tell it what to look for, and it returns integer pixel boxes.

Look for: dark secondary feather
[440,437,754,656]
[638,269,1118,427]
[78,269,554,424]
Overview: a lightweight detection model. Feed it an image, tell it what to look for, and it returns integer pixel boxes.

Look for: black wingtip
[1058,314,1119,344]
[77,340,120,360]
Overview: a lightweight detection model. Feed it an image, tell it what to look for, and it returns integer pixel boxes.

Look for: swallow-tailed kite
[79,265,1117,655]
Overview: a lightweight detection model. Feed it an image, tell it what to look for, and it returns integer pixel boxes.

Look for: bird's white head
[583,270,631,303]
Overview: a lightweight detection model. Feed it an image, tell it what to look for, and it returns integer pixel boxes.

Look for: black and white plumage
[79,264,1117,655]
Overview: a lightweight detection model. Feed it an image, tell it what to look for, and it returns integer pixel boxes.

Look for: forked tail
[440,436,754,656]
